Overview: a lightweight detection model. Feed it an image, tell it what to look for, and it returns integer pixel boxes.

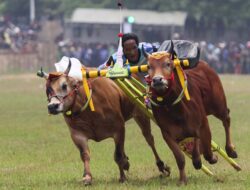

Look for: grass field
[0,74,249,190]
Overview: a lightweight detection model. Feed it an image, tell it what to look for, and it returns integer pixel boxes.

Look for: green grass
[0,74,249,189]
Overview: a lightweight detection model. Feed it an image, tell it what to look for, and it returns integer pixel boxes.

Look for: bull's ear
[142,44,150,59]
[37,67,48,80]
[64,58,72,75]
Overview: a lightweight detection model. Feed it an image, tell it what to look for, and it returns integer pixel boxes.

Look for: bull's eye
[162,62,170,68]
[62,83,67,91]
[149,65,155,71]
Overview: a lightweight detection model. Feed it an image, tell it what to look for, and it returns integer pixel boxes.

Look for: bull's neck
[64,85,92,117]
[171,71,185,99]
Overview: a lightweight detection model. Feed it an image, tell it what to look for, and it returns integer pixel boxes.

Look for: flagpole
[30,0,35,23]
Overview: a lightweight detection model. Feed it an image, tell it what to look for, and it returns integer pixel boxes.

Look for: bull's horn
[142,44,150,59]
[169,40,174,53]
[37,67,48,79]
[64,58,72,75]
[169,40,175,60]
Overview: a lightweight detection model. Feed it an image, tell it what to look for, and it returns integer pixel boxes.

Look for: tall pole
[30,0,35,23]
[116,0,124,68]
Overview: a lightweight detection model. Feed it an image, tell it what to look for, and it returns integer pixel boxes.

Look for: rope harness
[46,75,93,117]
[144,68,188,107]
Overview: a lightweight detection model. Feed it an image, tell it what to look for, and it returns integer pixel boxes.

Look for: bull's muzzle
[48,103,60,114]
[152,76,168,92]
[152,76,163,86]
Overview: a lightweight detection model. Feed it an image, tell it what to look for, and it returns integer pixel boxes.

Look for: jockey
[98,33,159,69]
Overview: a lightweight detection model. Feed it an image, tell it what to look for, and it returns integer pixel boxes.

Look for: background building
[64,8,187,43]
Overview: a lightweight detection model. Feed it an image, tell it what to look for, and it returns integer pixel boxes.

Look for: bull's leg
[192,138,202,169]
[223,113,238,158]
[114,126,129,183]
[161,131,187,185]
[133,114,171,176]
[215,109,238,158]
[70,128,92,185]
[200,118,218,164]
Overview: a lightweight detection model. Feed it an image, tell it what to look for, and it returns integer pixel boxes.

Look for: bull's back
[91,77,135,120]
[186,61,228,115]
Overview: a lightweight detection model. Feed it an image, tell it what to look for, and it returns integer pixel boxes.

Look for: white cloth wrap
[54,56,83,81]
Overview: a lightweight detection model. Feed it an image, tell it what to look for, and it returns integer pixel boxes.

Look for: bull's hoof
[177,178,187,186]
[192,159,202,170]
[119,176,127,183]
[209,154,218,164]
[226,146,238,158]
[83,175,92,186]
[123,161,130,171]
[156,160,171,176]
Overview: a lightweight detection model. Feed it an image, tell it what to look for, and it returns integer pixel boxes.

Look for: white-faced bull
[38,60,170,185]
[143,41,238,185]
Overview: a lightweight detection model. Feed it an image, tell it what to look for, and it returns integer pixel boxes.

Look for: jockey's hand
[106,56,114,67]
[98,56,114,70]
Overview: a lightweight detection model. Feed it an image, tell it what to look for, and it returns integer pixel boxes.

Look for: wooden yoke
[81,67,95,111]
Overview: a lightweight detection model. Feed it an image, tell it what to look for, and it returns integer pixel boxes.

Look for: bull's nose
[152,76,163,85]
[48,103,59,114]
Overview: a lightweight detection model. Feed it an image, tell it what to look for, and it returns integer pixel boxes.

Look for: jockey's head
[122,33,140,63]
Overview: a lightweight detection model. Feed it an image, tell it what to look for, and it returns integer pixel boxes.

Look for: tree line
[0,0,249,37]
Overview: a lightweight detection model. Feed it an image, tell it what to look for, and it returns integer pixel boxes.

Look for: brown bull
[143,42,238,185]
[40,61,170,185]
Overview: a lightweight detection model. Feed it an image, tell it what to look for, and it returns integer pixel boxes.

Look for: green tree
[0,0,249,29]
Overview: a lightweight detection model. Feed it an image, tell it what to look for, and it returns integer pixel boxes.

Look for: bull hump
[149,52,170,63]
[151,52,170,59]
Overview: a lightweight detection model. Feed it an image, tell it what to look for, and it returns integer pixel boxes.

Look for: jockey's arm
[98,42,159,70]
[98,55,115,70]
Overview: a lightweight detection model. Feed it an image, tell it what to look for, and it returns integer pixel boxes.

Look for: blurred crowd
[1,18,250,75]
[57,39,117,67]
[0,21,40,53]
[199,41,250,74]
[57,39,250,74]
